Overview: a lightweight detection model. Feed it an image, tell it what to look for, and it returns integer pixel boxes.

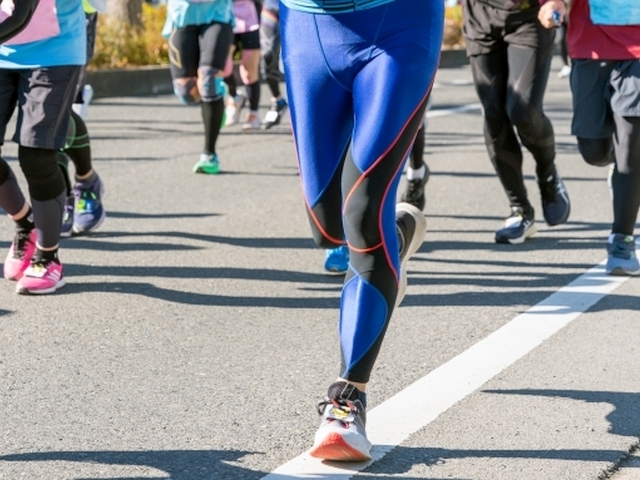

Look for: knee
[578,137,614,166]
[508,102,539,129]
[19,146,65,201]
[173,77,200,105]
[197,67,225,102]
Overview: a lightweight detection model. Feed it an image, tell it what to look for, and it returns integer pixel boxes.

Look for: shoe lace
[11,231,32,259]
[317,398,359,427]
[610,239,635,259]
[29,256,51,269]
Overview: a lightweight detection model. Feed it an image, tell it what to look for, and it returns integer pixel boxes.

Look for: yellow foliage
[90,3,464,70]
[444,5,465,49]
[89,3,169,70]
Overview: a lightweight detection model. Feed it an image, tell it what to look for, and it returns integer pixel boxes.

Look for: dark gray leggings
[578,114,640,236]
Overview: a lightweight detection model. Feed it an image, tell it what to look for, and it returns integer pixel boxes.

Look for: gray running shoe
[310,381,371,461]
[395,202,427,307]
[606,234,639,276]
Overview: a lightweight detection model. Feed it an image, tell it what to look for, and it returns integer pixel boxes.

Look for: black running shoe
[400,167,430,211]
[495,207,536,244]
[538,166,570,226]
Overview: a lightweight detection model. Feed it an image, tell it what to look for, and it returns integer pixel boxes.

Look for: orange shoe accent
[309,432,371,462]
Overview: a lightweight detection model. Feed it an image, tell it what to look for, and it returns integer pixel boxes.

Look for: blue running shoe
[606,234,640,276]
[324,245,349,274]
[73,174,105,235]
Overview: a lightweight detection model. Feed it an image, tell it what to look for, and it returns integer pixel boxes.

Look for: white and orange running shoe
[310,381,372,462]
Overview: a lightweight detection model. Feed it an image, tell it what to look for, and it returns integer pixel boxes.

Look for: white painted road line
[261,261,634,479]
[427,103,481,118]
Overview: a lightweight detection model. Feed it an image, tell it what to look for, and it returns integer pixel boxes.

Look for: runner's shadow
[0,449,265,480]
[359,445,626,477]
[483,389,640,437]
[55,281,340,308]
[586,291,640,314]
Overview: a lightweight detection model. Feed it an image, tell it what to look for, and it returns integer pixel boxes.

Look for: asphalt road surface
[1,57,639,480]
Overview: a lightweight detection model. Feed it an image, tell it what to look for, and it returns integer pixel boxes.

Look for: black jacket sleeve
[0,0,41,45]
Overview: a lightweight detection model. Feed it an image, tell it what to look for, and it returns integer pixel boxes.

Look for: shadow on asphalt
[483,389,640,438]
[0,449,266,480]
[358,445,626,477]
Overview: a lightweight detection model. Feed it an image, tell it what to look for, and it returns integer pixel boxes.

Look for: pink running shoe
[15,257,66,295]
[3,229,37,281]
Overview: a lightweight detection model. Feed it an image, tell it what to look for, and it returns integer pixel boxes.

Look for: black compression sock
[245,81,261,111]
[201,98,225,154]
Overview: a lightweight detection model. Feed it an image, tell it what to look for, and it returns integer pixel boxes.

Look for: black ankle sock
[15,207,34,232]
[34,248,59,264]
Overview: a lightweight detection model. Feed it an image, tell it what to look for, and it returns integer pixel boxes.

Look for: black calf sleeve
[201,98,225,155]
[18,145,66,201]
[245,81,260,111]
[65,110,92,177]
[224,74,238,98]
[31,191,66,248]
[0,159,27,216]
[57,152,72,195]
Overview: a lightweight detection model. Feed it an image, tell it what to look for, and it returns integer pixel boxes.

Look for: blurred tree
[108,0,144,28]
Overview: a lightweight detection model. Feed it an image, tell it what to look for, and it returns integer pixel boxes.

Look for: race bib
[589,0,640,26]
[0,0,60,45]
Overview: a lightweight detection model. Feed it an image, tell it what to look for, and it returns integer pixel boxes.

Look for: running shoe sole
[496,223,537,245]
[606,259,640,276]
[73,210,106,235]
[16,277,67,295]
[310,431,372,461]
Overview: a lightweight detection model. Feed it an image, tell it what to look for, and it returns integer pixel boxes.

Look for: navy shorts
[0,65,81,150]
[571,58,640,138]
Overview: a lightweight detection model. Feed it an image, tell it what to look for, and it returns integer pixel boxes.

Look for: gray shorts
[0,65,81,150]
[571,58,640,138]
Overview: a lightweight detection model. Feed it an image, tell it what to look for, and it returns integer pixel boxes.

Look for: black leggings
[578,114,640,236]
[470,43,555,210]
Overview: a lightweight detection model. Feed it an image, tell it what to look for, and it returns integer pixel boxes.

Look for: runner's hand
[538,0,566,29]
